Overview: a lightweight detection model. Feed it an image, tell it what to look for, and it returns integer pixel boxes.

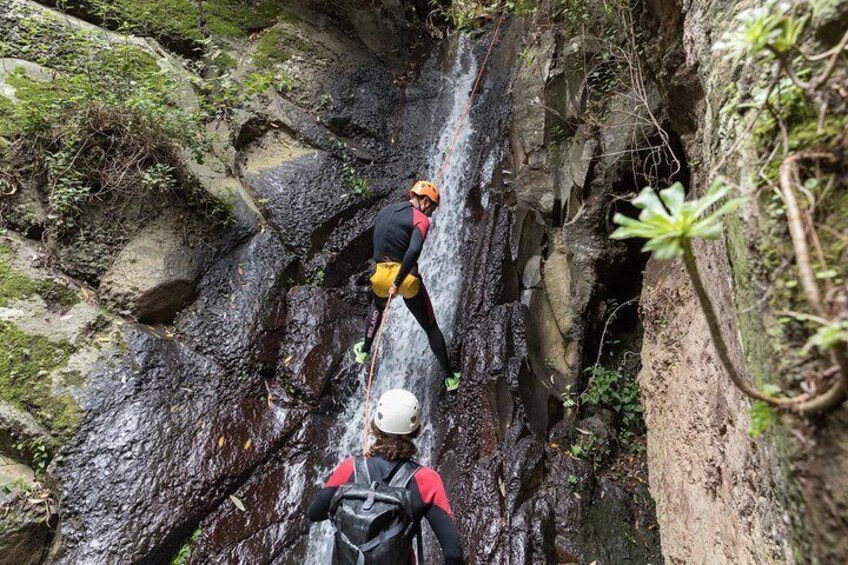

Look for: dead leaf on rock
[244,439,252,450]
[218,436,224,448]
[229,494,246,512]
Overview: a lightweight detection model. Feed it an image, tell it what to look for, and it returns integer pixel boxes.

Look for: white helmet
[374,389,420,435]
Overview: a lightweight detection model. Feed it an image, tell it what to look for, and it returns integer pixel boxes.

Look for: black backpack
[328,456,421,565]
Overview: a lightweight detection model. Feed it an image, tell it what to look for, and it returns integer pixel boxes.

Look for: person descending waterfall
[353,180,461,391]
[308,389,464,565]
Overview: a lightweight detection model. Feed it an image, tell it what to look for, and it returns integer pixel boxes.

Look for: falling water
[305,37,487,561]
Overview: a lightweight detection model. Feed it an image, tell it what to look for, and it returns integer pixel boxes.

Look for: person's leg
[363,294,388,352]
[404,283,452,376]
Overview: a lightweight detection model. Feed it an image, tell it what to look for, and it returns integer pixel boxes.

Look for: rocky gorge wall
[633,0,848,563]
[0,1,667,563]
[0,0,846,564]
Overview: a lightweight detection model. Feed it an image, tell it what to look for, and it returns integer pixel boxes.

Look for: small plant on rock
[612,181,848,416]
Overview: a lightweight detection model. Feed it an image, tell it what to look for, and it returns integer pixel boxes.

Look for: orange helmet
[409,180,440,205]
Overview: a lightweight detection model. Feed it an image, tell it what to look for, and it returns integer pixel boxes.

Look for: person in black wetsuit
[353,180,461,391]
[308,389,464,564]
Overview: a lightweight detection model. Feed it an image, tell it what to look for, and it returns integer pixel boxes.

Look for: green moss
[171,527,202,565]
[212,51,238,73]
[252,23,311,70]
[0,1,160,76]
[0,250,43,307]
[0,246,79,309]
[786,112,848,152]
[205,0,291,37]
[0,322,79,437]
[55,0,291,54]
[0,95,19,137]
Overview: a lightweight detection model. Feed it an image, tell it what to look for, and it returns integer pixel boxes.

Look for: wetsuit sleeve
[416,468,464,564]
[394,228,425,288]
[307,457,354,522]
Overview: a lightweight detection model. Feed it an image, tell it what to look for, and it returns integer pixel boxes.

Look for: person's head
[409,180,440,217]
[371,388,421,461]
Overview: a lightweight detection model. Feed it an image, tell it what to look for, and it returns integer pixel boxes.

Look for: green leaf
[611,180,745,261]
[802,321,848,354]
[748,401,777,438]
[659,183,685,215]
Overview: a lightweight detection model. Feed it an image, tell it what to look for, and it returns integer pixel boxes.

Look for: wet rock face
[277,286,361,401]
[429,8,665,564]
[16,2,667,564]
[439,195,661,565]
[43,2,437,562]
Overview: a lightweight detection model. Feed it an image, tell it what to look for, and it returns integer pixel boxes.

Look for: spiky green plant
[713,0,806,60]
[611,181,796,408]
[610,180,744,259]
[612,178,848,415]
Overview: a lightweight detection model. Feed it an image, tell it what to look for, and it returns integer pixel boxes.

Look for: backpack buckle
[362,482,378,512]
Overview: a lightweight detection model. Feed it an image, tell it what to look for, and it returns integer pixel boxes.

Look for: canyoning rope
[433,9,508,187]
[361,11,508,453]
[362,293,395,454]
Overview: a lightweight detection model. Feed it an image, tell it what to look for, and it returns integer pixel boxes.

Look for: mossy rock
[0,322,80,438]
[51,0,295,57]
[0,246,78,310]
[252,23,311,70]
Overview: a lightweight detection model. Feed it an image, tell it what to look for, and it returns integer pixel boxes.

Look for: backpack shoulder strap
[353,455,371,486]
[387,460,420,489]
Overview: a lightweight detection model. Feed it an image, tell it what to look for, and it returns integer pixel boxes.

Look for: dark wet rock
[185,412,339,564]
[579,478,663,565]
[277,286,361,401]
[320,64,399,141]
[53,325,308,564]
[243,151,369,255]
[435,68,664,558]
[176,230,292,374]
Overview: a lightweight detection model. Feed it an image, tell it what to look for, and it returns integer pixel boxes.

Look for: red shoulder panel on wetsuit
[325,457,354,487]
[413,467,453,517]
[412,208,430,239]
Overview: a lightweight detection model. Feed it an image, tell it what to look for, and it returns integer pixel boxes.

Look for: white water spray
[305,37,485,561]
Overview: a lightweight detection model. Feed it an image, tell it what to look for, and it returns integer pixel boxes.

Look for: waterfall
[305,36,486,561]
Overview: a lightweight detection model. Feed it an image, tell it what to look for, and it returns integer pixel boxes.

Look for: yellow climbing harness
[370,262,420,299]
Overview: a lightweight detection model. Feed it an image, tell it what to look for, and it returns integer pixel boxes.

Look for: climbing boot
[444,372,461,392]
[353,341,368,365]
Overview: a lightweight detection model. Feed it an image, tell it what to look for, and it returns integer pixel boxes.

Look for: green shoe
[353,341,368,364]
[444,372,461,392]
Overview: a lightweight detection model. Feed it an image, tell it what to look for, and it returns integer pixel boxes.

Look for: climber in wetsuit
[308,388,464,564]
[353,180,461,391]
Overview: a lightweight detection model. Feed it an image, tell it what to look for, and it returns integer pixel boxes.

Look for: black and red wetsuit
[363,201,453,376]
[308,454,464,565]
[372,201,432,286]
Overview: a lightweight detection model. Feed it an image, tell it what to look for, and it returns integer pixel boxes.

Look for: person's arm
[394,210,429,289]
[426,505,464,564]
[394,228,425,288]
[416,468,464,564]
[307,457,354,522]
